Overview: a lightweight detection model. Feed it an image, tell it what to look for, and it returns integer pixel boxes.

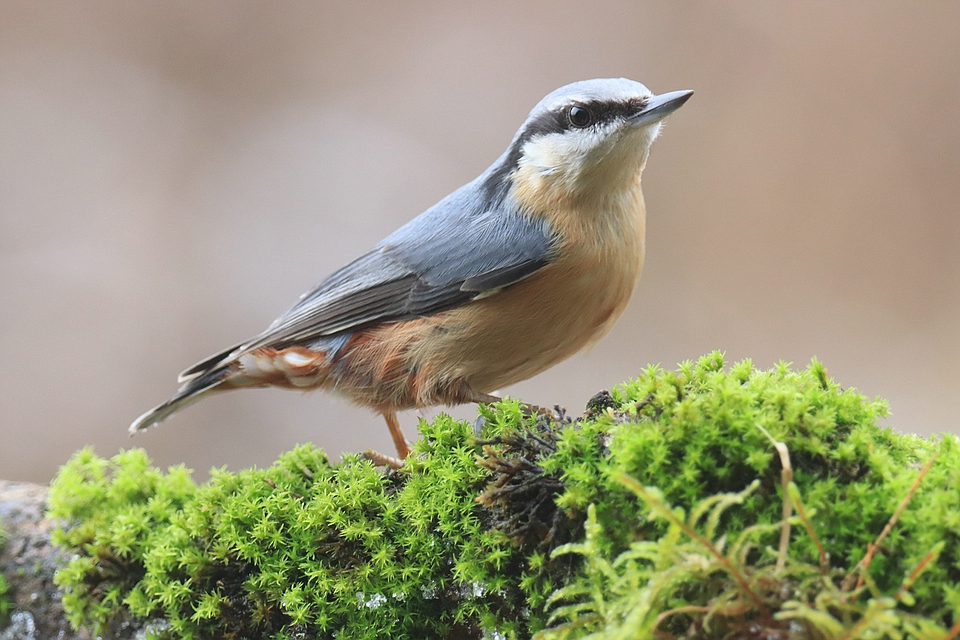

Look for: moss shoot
[48,354,960,639]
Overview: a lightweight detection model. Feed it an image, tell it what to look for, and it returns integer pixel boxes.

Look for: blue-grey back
[235,171,556,351]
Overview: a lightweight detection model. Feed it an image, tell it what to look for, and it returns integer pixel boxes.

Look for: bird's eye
[568,105,593,128]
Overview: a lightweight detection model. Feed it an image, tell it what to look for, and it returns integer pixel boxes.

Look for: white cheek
[519,131,604,180]
[515,122,661,198]
[519,138,564,175]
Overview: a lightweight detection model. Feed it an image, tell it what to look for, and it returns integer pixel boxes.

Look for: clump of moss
[50,417,537,639]
[532,354,960,638]
[48,353,960,639]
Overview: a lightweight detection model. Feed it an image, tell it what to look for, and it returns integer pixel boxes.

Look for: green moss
[50,417,537,639]
[0,524,10,625]
[48,354,960,639]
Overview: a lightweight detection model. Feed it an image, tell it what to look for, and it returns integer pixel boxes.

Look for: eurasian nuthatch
[131,78,693,460]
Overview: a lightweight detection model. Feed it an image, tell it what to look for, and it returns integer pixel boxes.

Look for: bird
[130,78,692,462]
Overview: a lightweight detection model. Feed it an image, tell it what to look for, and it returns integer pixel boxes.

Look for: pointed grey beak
[629,89,694,126]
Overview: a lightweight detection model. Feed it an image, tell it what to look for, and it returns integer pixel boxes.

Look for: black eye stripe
[515,98,645,140]
[479,96,647,204]
[568,98,645,127]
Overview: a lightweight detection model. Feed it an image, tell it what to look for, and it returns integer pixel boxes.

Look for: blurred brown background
[1,2,958,483]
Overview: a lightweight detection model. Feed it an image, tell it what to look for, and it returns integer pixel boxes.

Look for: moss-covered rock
[47,354,960,639]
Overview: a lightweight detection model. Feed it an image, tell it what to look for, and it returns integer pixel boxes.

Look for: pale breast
[407,188,646,396]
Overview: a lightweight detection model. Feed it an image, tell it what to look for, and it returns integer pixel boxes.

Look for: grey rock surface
[0,481,90,640]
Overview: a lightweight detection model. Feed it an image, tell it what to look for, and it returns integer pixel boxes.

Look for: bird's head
[485,78,692,208]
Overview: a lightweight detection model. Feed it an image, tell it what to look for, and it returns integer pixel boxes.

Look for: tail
[177,343,243,383]
[129,368,230,435]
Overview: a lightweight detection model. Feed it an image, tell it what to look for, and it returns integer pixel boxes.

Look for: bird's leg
[383,411,412,458]
[363,411,411,470]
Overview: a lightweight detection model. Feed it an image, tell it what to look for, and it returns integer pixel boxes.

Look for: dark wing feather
[460,257,551,292]
[179,176,556,380]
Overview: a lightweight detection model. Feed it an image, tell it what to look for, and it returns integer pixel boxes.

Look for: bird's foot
[362,449,407,469]
[520,402,566,422]
[469,391,566,425]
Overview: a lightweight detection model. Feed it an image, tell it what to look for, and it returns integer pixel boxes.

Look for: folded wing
[178,179,556,382]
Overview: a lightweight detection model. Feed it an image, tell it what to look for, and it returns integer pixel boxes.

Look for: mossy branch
[37,353,960,639]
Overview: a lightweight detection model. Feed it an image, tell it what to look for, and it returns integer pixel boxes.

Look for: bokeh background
[2,2,958,483]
